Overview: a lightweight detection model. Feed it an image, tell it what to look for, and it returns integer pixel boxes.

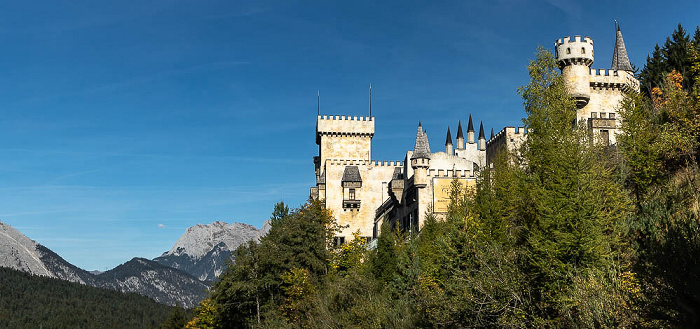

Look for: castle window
[601,130,610,145]
[566,47,571,54]
[348,188,356,200]
[591,112,597,118]
[334,236,346,247]
[600,112,606,118]
[581,47,585,54]
[609,113,615,119]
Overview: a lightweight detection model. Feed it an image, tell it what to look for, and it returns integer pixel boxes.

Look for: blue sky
[1,0,698,271]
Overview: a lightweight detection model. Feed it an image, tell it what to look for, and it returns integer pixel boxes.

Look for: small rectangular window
[609,113,615,119]
[600,112,606,118]
[348,188,356,200]
[591,112,597,118]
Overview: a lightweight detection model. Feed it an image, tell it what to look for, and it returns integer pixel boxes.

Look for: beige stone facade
[311,115,487,241]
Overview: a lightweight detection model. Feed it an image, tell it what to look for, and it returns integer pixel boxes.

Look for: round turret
[555,36,594,108]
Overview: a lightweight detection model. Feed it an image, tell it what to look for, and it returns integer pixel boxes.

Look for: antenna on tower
[317,90,320,115]
[369,83,372,117]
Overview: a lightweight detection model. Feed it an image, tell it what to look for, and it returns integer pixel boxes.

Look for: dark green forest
[0,266,187,329]
[181,24,700,328]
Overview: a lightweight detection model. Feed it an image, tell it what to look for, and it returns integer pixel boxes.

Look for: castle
[310,28,640,243]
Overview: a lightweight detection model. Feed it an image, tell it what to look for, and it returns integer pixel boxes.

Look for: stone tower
[411,122,431,188]
[311,114,402,243]
[555,35,595,109]
[554,28,639,145]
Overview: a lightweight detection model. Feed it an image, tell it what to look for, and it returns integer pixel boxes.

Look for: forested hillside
[182,24,700,328]
[0,266,181,329]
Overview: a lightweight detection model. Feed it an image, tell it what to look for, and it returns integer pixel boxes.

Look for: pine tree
[517,47,633,325]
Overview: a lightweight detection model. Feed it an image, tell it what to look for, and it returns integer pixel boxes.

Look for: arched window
[566,47,571,54]
[581,47,585,54]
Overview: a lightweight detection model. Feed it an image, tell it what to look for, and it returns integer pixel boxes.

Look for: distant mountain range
[0,220,268,308]
[154,221,270,282]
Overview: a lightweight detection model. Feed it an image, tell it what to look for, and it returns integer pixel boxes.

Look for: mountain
[97,257,208,308]
[154,221,270,281]
[0,221,205,308]
[0,221,96,285]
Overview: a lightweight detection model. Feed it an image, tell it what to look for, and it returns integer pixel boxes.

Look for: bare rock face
[154,221,269,282]
[0,222,53,277]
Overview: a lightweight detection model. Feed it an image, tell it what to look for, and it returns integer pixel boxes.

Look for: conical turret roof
[411,122,431,159]
[478,122,485,139]
[467,114,474,132]
[456,120,464,139]
[445,127,452,145]
[611,25,634,72]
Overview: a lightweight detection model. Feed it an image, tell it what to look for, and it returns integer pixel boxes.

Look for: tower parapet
[316,115,375,165]
[555,36,594,108]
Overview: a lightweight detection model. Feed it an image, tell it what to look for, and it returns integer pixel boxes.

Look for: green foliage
[620,47,700,325]
[186,298,219,329]
[206,200,336,328]
[160,306,190,329]
[640,23,700,96]
[0,266,176,329]
[197,28,700,328]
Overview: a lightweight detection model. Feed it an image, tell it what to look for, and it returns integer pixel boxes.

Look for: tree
[516,47,634,326]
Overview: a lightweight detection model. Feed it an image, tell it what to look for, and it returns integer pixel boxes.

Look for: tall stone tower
[554,28,639,145]
[555,35,595,109]
[311,115,402,243]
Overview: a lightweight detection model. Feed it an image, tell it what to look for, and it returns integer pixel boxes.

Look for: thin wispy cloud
[158,223,166,229]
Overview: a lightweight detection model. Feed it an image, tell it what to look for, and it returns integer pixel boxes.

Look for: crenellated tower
[555,35,595,109]
[552,27,639,145]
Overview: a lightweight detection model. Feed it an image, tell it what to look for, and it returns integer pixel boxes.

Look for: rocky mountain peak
[0,221,52,277]
[161,221,262,260]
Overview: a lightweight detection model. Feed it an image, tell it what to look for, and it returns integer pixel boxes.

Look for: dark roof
[478,122,485,139]
[411,122,431,159]
[490,128,494,139]
[392,167,403,180]
[611,26,634,71]
[342,166,362,182]
[456,120,464,139]
[467,114,474,132]
[445,127,452,145]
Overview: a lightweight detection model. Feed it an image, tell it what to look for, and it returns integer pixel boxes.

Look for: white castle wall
[323,160,401,238]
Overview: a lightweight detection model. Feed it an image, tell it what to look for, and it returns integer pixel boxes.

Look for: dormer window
[342,166,362,209]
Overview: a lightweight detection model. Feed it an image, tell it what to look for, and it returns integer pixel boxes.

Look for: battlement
[589,69,640,92]
[427,168,474,178]
[318,115,373,122]
[316,115,375,145]
[555,35,594,67]
[327,159,404,167]
[486,126,526,147]
[555,35,594,46]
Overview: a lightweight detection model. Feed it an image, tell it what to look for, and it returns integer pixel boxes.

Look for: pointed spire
[611,23,634,71]
[478,122,486,151]
[467,114,474,132]
[456,120,464,139]
[412,122,431,159]
[490,128,494,139]
[445,127,452,146]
